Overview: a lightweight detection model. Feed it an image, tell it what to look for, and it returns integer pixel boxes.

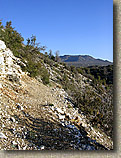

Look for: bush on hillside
[0,20,50,85]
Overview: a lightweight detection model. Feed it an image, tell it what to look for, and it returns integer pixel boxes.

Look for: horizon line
[59,54,113,62]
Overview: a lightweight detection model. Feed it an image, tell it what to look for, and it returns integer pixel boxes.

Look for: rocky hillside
[0,19,113,151]
[60,55,113,67]
[0,40,113,150]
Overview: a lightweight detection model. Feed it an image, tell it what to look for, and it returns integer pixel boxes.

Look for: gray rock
[0,132,7,139]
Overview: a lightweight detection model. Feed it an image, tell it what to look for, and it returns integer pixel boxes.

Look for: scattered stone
[10,117,16,122]
[40,145,45,150]
[23,146,27,150]
[12,141,17,146]
[0,83,2,88]
[56,108,64,114]
[2,124,5,128]
[0,132,7,139]
[16,104,24,110]
[58,114,65,120]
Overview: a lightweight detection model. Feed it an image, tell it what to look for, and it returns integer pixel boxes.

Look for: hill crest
[60,55,113,67]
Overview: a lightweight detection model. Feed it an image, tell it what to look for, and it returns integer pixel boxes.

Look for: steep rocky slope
[0,40,113,150]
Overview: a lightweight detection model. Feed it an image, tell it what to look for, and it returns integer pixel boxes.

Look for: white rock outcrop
[0,40,6,49]
[0,40,25,79]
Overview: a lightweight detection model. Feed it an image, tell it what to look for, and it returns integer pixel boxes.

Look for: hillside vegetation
[0,21,113,149]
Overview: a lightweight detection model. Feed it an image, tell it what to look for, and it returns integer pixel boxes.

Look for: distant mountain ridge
[60,55,113,67]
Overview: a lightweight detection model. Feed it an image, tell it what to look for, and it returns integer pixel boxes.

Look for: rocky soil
[0,40,113,150]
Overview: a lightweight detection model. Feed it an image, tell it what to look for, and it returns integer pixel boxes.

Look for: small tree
[40,46,47,54]
[0,20,3,28]
[6,21,12,28]
[49,49,52,59]
[31,35,36,46]
[55,50,60,62]
[26,38,30,45]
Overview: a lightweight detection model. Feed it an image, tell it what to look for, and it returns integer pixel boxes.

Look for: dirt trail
[0,74,113,150]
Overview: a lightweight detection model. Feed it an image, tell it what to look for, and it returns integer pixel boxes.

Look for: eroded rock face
[0,40,24,79]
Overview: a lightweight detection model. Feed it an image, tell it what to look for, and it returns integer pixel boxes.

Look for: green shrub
[54,63,58,67]
[40,67,50,85]
[48,103,54,106]
[67,105,72,108]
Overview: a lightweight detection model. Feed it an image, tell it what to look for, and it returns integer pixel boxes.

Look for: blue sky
[0,0,113,61]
